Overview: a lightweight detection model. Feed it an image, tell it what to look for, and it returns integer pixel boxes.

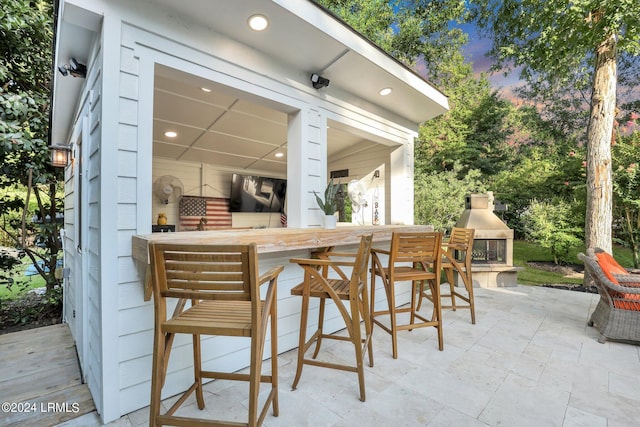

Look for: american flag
[179,196,232,231]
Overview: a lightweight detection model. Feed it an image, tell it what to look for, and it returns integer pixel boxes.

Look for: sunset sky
[457,22,526,104]
[458,22,639,112]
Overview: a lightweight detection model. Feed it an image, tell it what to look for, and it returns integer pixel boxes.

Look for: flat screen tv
[229,174,287,213]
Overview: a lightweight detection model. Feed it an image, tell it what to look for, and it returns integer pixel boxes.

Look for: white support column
[388,137,415,225]
[287,107,327,228]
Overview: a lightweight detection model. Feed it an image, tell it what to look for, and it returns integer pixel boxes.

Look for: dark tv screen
[229,174,287,213]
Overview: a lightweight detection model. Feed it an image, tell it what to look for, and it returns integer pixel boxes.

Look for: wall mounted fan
[348,179,368,225]
[153,175,184,204]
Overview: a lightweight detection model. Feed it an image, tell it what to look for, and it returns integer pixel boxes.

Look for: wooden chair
[148,242,283,427]
[289,234,374,401]
[370,232,443,359]
[418,227,476,324]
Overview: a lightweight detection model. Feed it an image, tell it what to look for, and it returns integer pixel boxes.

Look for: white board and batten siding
[58,32,109,415]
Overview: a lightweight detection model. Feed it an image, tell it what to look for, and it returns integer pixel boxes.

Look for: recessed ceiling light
[248,14,268,31]
[275,152,284,158]
[164,131,177,138]
[201,87,212,93]
[379,87,392,96]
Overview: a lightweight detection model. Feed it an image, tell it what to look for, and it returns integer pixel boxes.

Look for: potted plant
[314,179,339,229]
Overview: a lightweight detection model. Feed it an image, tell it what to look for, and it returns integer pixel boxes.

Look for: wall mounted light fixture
[58,58,87,78]
[310,73,330,89]
[49,145,72,168]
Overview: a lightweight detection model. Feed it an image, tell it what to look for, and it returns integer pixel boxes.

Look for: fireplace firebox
[471,239,507,263]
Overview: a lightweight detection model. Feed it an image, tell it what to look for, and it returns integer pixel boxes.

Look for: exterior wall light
[50,145,72,168]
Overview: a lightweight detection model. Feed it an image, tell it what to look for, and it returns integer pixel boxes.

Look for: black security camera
[310,73,330,89]
[59,58,87,78]
[69,58,87,78]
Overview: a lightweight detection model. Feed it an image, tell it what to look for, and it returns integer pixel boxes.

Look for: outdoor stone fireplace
[454,193,521,287]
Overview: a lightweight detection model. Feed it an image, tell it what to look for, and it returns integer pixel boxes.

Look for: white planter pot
[323,215,337,229]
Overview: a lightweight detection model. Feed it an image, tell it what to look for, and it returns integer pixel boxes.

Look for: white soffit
[149,0,449,124]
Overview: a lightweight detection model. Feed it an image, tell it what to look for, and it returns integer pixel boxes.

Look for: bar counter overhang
[132,224,434,263]
[133,224,433,302]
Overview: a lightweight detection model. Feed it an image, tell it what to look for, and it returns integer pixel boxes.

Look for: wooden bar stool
[370,231,443,359]
[148,242,283,427]
[289,234,374,401]
[418,227,476,324]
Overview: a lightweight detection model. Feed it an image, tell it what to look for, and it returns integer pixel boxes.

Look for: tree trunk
[585,32,616,254]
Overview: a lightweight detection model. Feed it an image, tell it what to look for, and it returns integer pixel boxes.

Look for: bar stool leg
[291,292,309,390]
[312,298,326,359]
[248,341,261,427]
[149,329,164,427]
[387,281,399,359]
[360,288,374,368]
[269,300,279,416]
[192,334,205,410]
[349,296,366,402]
[431,278,444,350]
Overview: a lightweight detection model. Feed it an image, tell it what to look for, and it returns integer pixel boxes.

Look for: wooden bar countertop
[132,224,434,264]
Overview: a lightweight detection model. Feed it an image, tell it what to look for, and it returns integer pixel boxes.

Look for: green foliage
[612,124,640,267]
[414,163,486,232]
[417,81,512,176]
[416,62,516,179]
[472,0,640,84]
[0,0,63,292]
[318,0,472,85]
[314,179,340,215]
[521,199,583,265]
[0,285,62,330]
[316,0,395,52]
[484,100,589,239]
[472,0,640,253]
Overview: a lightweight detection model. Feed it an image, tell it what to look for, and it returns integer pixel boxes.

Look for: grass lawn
[513,240,635,285]
[0,263,48,301]
[0,277,46,300]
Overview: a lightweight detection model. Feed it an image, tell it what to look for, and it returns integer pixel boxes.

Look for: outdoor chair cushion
[595,251,628,283]
[594,251,640,311]
[612,274,640,311]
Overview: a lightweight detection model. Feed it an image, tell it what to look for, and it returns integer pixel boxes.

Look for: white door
[65,115,89,378]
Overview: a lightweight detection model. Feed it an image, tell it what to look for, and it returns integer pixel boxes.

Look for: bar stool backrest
[389,232,442,267]
[149,242,259,303]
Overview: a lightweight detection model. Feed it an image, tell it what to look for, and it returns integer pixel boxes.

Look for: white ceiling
[152,65,381,175]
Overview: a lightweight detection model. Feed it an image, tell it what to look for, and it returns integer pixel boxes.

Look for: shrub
[414,163,486,232]
[521,198,582,264]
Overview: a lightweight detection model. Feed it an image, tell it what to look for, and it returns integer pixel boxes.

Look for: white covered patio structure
[51,0,449,423]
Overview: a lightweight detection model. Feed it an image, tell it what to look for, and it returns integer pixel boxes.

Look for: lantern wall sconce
[50,145,72,168]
